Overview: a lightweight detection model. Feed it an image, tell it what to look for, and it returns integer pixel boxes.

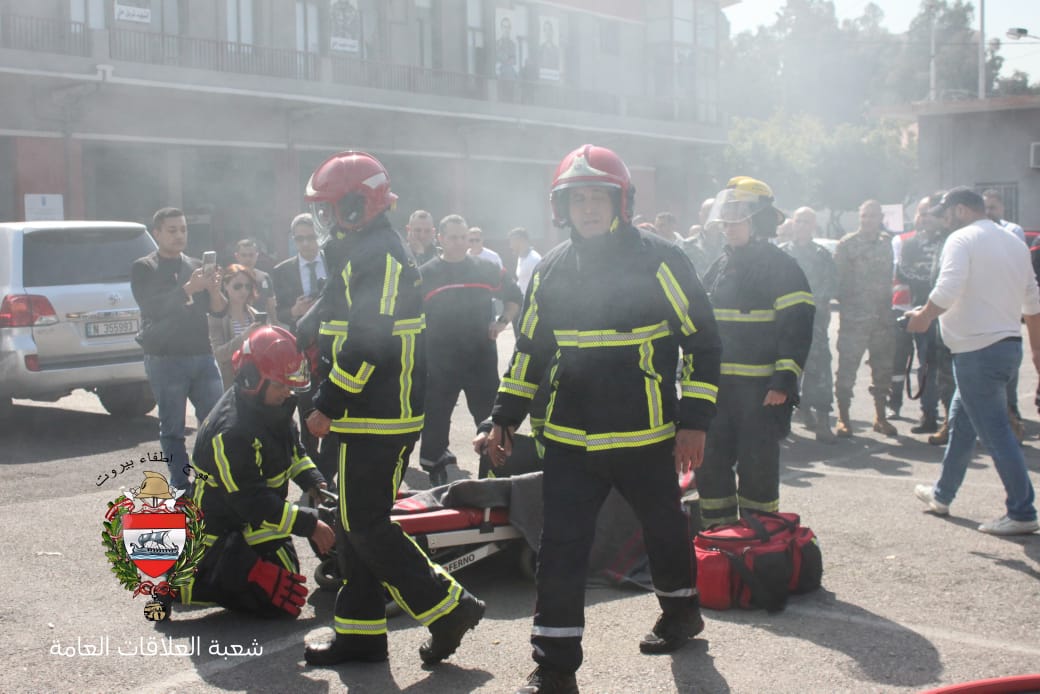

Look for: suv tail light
[0,294,59,328]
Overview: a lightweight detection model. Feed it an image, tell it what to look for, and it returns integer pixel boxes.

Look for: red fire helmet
[232,325,309,396]
[305,151,398,236]
[549,144,634,227]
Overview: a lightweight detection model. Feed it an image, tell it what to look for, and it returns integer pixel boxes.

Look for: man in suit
[272,213,331,481]
[272,213,327,330]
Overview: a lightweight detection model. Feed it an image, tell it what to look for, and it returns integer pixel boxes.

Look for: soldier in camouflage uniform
[782,206,837,443]
[833,200,898,437]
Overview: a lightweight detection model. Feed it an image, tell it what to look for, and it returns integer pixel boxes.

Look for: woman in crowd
[208,264,265,389]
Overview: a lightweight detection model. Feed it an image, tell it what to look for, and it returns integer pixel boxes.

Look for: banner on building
[330,0,361,52]
[24,194,64,222]
[115,0,151,24]
[495,9,519,80]
[538,16,561,81]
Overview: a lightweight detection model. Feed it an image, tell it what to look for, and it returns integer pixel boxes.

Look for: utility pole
[978,0,986,99]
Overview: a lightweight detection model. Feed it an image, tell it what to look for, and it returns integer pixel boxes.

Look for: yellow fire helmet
[705,176,786,232]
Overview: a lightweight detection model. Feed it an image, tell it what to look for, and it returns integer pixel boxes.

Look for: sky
[723,0,1040,82]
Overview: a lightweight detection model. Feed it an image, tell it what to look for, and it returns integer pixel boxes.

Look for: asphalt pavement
[1,322,1038,694]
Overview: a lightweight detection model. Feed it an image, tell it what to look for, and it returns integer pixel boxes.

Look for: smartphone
[202,251,217,274]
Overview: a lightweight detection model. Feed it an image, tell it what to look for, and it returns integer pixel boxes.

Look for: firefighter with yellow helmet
[698,176,815,528]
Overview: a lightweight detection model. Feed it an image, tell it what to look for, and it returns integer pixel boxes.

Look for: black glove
[246,558,308,617]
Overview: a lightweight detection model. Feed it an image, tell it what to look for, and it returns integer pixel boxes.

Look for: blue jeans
[144,354,225,491]
[933,340,1037,521]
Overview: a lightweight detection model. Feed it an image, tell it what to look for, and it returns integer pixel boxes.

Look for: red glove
[246,558,308,617]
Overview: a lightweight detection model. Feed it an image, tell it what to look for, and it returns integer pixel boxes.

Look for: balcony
[329,55,488,101]
[109,28,316,81]
[0,14,90,57]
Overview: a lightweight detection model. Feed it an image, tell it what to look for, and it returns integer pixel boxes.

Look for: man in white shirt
[509,226,541,295]
[906,187,1040,535]
[466,226,503,268]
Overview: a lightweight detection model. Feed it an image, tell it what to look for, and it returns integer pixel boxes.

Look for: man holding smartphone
[131,207,226,490]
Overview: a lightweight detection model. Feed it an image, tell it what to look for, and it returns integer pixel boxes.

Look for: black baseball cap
[927,186,984,216]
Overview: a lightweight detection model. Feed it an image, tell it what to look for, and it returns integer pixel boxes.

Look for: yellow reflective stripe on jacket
[682,380,719,403]
[512,352,532,383]
[543,422,676,451]
[342,261,353,308]
[775,358,803,377]
[713,308,776,322]
[266,469,290,488]
[500,377,537,399]
[774,291,815,311]
[334,616,388,636]
[379,256,403,316]
[287,453,316,479]
[639,339,664,428]
[212,433,239,493]
[399,333,417,418]
[720,362,775,377]
[319,316,426,337]
[243,502,298,545]
[519,273,541,339]
[655,263,697,336]
[330,360,376,394]
[554,321,671,348]
[329,415,425,435]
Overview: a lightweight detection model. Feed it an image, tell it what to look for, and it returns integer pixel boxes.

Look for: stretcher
[313,488,532,592]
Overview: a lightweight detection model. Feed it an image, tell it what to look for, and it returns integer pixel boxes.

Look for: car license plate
[86,319,139,337]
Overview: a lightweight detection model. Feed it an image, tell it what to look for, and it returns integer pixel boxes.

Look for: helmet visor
[280,356,311,394]
[310,201,335,245]
[704,188,771,232]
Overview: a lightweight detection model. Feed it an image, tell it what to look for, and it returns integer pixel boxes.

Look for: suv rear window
[22,228,156,286]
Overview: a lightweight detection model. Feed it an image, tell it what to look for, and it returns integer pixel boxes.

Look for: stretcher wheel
[314,557,341,592]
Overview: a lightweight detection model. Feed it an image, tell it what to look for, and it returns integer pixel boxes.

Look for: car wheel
[96,383,156,418]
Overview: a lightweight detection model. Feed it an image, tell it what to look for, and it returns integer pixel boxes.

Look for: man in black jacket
[418,213,522,485]
[488,145,721,694]
[131,207,226,490]
[184,325,334,617]
[300,151,485,668]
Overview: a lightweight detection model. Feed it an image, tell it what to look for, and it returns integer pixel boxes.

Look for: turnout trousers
[181,530,299,618]
[532,440,696,673]
[419,348,499,464]
[332,434,466,646]
[698,377,788,528]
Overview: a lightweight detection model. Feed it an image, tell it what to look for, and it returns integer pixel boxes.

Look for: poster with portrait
[495,9,518,80]
[538,16,561,81]
[330,0,361,53]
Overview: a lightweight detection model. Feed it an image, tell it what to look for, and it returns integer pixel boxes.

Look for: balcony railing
[330,56,489,101]
[110,29,316,81]
[0,13,90,57]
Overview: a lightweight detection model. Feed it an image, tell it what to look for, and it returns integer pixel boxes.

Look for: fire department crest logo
[102,472,205,622]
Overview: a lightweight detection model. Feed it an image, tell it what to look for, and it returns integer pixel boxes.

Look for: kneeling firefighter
[698,177,815,528]
[184,325,335,617]
[300,151,485,667]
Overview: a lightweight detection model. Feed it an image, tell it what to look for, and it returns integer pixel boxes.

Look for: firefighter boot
[814,410,837,444]
[835,401,853,438]
[516,666,580,694]
[872,398,897,436]
[419,592,485,665]
[639,603,705,654]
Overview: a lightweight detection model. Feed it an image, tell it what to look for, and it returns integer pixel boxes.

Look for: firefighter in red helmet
[300,151,485,667]
[184,325,334,618]
[487,144,722,694]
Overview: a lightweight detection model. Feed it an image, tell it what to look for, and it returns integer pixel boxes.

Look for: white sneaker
[914,484,950,516]
[977,515,1039,536]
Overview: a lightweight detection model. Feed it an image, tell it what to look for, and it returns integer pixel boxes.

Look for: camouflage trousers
[800,309,833,413]
[835,312,896,404]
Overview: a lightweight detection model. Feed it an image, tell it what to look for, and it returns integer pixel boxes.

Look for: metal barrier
[0,13,90,57]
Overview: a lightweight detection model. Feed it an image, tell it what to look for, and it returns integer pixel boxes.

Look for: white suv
[0,221,157,419]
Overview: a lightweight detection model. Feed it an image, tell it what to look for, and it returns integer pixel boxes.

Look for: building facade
[915,96,1040,233]
[0,0,733,260]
